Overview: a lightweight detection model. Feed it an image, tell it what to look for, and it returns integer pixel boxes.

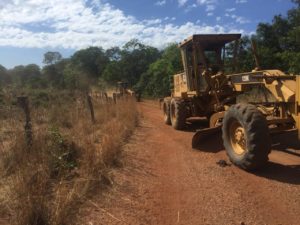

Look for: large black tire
[163,100,171,125]
[170,98,187,130]
[222,104,271,170]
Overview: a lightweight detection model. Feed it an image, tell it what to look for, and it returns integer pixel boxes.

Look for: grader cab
[163,34,300,170]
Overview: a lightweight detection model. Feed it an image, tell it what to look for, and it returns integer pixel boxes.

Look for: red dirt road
[79,101,300,225]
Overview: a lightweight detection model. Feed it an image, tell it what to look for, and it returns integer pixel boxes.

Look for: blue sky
[0,0,295,68]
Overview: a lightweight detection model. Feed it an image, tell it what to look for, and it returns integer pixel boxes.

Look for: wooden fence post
[113,93,117,104]
[87,93,96,123]
[17,96,33,146]
[103,92,108,103]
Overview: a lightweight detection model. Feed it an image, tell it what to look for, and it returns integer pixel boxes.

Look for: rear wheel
[222,104,271,170]
[163,100,171,125]
[170,98,187,130]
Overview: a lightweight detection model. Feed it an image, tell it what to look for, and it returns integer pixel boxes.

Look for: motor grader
[163,34,300,170]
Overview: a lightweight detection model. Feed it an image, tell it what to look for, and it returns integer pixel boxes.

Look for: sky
[0,0,295,68]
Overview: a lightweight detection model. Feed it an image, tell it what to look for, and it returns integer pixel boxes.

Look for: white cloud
[196,0,218,12]
[197,0,218,5]
[225,13,250,24]
[155,0,166,6]
[165,16,176,21]
[184,3,198,12]
[226,8,236,12]
[235,16,250,24]
[178,0,188,7]
[206,5,216,12]
[0,0,243,49]
[236,0,247,3]
[143,19,162,26]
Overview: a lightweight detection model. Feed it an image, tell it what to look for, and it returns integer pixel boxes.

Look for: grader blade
[192,126,222,148]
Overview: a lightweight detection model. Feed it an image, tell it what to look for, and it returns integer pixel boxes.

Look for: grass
[0,89,138,225]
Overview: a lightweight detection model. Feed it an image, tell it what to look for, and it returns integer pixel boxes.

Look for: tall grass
[0,90,138,225]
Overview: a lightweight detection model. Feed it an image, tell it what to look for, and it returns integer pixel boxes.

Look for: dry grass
[0,90,138,225]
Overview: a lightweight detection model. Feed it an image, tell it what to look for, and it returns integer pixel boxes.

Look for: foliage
[48,126,78,175]
[105,47,122,61]
[252,1,300,72]
[8,64,45,88]
[63,64,90,91]
[43,51,62,65]
[43,59,69,88]
[70,47,109,79]
[235,36,255,73]
[102,61,123,83]
[102,39,160,86]
[0,64,9,86]
[279,51,300,74]
[136,43,183,97]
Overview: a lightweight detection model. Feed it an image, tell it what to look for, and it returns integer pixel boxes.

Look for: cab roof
[179,34,241,50]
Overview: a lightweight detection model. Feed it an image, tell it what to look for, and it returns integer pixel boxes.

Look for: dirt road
[79,101,300,225]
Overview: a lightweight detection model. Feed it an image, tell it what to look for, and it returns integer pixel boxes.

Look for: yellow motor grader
[163,34,300,170]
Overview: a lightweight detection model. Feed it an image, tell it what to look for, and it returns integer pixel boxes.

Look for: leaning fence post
[104,92,108,103]
[87,93,96,123]
[17,96,33,146]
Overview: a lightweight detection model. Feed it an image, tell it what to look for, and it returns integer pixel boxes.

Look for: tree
[102,61,123,83]
[43,59,70,88]
[123,39,145,52]
[63,64,89,91]
[159,43,183,73]
[100,40,160,87]
[8,64,44,88]
[279,51,300,74]
[119,40,160,85]
[105,47,122,61]
[43,51,62,65]
[136,43,183,97]
[292,0,300,6]
[70,47,109,79]
[239,0,300,73]
[224,36,255,73]
[0,64,9,86]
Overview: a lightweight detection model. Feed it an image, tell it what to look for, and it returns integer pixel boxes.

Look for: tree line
[0,0,299,97]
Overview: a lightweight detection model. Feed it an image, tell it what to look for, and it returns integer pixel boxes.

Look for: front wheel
[222,104,271,170]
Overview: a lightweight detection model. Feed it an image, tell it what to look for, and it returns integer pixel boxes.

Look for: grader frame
[163,34,300,170]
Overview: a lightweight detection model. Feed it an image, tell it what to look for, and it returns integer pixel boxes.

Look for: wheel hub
[230,121,247,155]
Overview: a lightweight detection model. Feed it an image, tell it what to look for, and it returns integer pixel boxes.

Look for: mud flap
[192,126,222,148]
